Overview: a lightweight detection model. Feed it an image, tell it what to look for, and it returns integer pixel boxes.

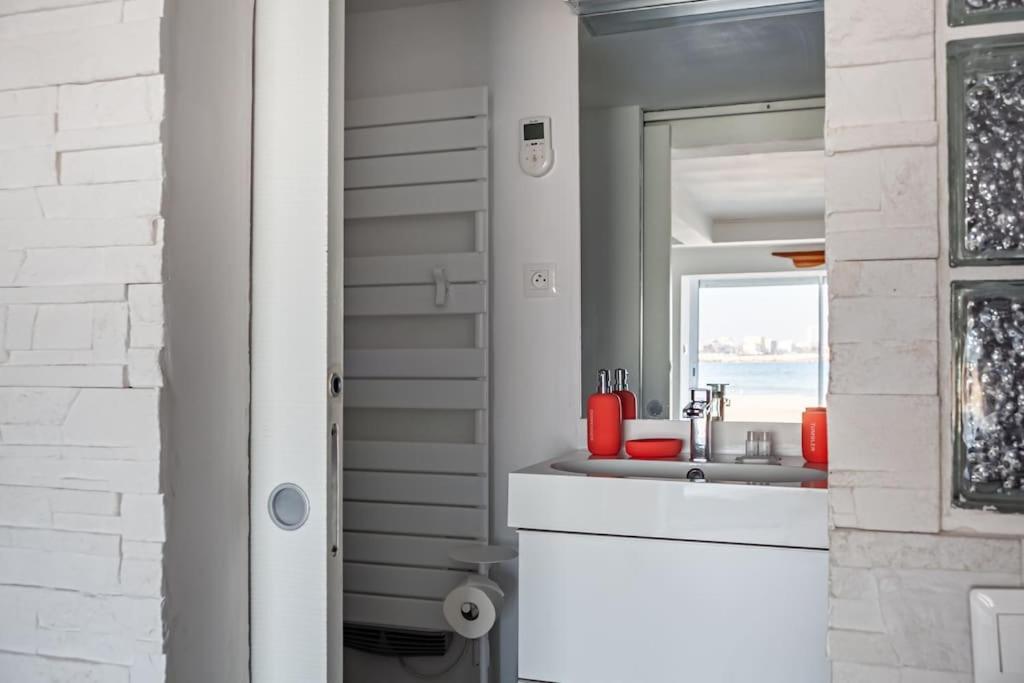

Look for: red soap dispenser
[588,369,623,457]
[613,368,638,420]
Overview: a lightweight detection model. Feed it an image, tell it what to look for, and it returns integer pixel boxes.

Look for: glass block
[953,281,1024,513]
[949,36,1024,265]
[951,0,1024,27]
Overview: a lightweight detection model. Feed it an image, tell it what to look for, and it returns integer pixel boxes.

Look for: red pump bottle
[588,369,623,457]
[613,368,638,420]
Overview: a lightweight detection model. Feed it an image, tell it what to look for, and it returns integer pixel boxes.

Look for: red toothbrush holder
[802,407,828,464]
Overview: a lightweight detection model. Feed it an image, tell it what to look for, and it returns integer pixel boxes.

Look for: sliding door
[251,1,343,681]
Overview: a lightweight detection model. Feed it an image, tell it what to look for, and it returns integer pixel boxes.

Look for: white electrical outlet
[524,263,557,298]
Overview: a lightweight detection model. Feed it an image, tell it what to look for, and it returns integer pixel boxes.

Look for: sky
[698,281,821,346]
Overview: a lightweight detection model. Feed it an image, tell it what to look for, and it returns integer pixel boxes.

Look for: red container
[802,407,828,464]
[625,438,683,459]
[613,368,638,420]
[614,389,638,420]
[588,370,623,457]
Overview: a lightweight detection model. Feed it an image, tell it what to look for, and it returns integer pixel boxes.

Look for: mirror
[579,1,826,422]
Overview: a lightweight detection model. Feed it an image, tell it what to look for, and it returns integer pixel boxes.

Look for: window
[686,274,827,423]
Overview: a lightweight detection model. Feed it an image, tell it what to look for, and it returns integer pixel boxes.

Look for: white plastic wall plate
[971,588,1024,682]
[524,263,557,297]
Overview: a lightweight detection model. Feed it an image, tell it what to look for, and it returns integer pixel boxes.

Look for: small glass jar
[744,435,758,458]
[745,430,773,458]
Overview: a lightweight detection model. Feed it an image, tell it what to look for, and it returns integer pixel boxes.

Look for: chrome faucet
[706,383,729,422]
[683,388,713,463]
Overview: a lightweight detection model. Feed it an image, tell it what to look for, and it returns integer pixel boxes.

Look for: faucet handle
[682,405,704,418]
[683,389,710,419]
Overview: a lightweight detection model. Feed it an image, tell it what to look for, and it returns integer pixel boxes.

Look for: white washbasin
[550,457,827,484]
[509,451,829,549]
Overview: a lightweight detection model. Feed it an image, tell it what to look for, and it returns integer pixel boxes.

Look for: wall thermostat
[519,116,553,177]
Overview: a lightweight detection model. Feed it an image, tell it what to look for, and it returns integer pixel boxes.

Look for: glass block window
[949,36,1024,265]
[953,281,1024,513]
[951,0,1024,27]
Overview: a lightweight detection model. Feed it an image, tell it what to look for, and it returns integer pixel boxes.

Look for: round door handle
[268,483,310,530]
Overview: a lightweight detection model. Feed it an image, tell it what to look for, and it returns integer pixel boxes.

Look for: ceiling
[580,10,825,109]
[672,148,824,222]
[347,0,457,13]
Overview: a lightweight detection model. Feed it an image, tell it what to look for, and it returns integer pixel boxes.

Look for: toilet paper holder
[445,544,517,683]
[449,543,518,576]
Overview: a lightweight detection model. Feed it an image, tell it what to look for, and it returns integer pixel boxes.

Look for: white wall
[0,1,257,680]
[713,217,825,243]
[487,3,581,682]
[161,1,253,681]
[580,105,642,415]
[825,1,1024,679]
[345,0,486,101]
[0,2,167,680]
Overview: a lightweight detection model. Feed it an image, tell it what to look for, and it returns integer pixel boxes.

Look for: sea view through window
[696,276,827,422]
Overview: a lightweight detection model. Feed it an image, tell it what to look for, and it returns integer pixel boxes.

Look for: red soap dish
[625,438,684,459]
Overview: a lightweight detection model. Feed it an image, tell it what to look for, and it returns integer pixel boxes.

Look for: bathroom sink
[550,457,826,484]
[509,451,829,549]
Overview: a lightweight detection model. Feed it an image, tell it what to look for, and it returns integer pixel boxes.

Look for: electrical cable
[398,635,470,680]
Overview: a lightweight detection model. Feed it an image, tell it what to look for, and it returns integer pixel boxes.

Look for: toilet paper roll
[442,575,504,640]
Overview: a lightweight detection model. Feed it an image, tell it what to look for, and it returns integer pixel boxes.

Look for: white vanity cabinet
[510,453,829,683]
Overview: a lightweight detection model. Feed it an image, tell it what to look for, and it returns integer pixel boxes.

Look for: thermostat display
[523,122,545,140]
[519,116,553,177]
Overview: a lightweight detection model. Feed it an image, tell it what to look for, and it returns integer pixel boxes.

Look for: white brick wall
[826,1,1024,679]
[0,1,166,681]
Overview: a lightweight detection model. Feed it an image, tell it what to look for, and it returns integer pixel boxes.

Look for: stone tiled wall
[0,1,166,681]
[826,1,1024,680]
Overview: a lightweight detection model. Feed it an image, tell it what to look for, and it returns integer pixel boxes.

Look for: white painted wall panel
[488,4,583,682]
[158,1,254,680]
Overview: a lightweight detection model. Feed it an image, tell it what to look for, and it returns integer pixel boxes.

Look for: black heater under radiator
[344,624,452,658]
